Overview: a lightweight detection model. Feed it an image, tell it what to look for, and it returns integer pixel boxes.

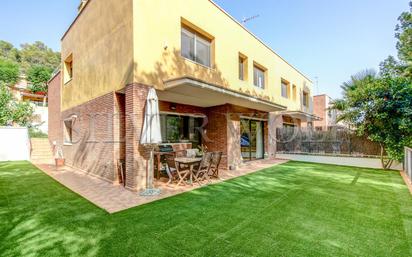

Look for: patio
[35,158,288,213]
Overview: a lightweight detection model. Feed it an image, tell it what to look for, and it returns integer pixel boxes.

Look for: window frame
[160,113,204,147]
[292,85,297,101]
[281,79,290,99]
[63,118,73,145]
[64,54,73,85]
[253,63,266,89]
[302,91,310,107]
[238,53,248,81]
[181,27,212,68]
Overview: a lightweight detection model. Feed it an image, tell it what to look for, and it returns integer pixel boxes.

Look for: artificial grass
[1,161,412,257]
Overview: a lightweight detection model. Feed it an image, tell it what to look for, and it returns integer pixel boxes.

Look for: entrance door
[240,119,264,161]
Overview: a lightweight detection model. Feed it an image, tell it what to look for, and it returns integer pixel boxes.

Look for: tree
[0,58,19,85]
[381,1,412,78]
[379,56,406,78]
[0,40,19,62]
[332,71,412,169]
[396,2,412,66]
[27,65,53,93]
[19,41,60,72]
[0,82,33,127]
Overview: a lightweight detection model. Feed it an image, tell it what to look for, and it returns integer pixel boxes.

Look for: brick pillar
[125,83,150,191]
[268,112,279,159]
[227,113,241,169]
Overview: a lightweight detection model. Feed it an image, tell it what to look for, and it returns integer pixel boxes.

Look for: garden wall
[276,153,402,171]
[0,127,30,161]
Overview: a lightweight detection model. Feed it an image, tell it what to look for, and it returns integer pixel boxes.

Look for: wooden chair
[192,152,213,185]
[209,151,223,178]
[165,155,191,186]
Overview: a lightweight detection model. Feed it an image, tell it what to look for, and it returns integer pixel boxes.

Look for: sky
[0,0,409,98]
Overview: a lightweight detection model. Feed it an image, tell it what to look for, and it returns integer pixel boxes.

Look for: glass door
[240,119,264,161]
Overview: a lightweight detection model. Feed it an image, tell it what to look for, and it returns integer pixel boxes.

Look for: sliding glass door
[240,119,264,161]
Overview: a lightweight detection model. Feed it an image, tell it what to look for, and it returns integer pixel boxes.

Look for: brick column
[227,113,241,169]
[267,112,280,159]
[125,83,150,191]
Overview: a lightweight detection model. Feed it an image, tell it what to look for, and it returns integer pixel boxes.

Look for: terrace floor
[35,159,288,213]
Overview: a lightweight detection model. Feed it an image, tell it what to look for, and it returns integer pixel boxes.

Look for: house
[48,0,316,191]
[10,75,49,133]
[302,94,344,130]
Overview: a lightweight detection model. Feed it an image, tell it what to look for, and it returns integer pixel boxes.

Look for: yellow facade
[61,0,312,112]
[61,0,134,110]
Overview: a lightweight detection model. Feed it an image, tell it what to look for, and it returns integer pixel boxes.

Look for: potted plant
[53,142,65,167]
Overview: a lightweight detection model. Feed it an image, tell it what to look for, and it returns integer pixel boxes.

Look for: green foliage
[332,72,412,167]
[27,65,53,93]
[0,82,33,127]
[381,2,412,78]
[19,41,60,72]
[28,127,48,138]
[0,40,19,62]
[379,56,406,78]
[0,58,19,85]
[396,2,412,64]
[0,40,60,92]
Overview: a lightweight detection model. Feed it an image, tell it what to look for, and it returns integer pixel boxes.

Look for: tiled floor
[34,159,288,213]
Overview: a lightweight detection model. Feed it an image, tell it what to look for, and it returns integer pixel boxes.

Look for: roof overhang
[278,111,322,122]
[277,111,321,122]
[158,77,286,113]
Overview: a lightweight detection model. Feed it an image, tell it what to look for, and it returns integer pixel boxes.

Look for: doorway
[240,119,264,161]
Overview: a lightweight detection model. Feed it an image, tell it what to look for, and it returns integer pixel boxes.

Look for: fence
[405,147,412,183]
[276,127,382,157]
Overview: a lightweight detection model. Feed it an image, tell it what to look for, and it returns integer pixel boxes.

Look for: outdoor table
[174,157,202,185]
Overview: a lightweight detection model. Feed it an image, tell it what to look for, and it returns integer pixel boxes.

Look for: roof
[61,0,313,83]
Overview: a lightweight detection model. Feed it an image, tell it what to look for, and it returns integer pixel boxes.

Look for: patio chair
[192,152,213,185]
[209,151,222,178]
[165,155,191,186]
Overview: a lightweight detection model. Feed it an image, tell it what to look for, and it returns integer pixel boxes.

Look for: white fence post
[405,147,412,183]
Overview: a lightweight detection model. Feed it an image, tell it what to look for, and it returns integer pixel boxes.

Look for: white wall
[0,127,30,161]
[277,153,403,171]
[32,106,48,133]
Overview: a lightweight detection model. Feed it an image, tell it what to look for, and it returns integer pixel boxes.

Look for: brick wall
[125,83,150,191]
[61,92,117,183]
[313,95,327,128]
[48,71,62,146]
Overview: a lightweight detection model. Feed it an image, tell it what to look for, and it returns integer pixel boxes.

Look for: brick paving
[34,159,288,213]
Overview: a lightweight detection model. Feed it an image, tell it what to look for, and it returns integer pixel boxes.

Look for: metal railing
[404,147,412,183]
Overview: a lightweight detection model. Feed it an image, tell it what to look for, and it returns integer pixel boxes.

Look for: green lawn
[1,161,412,257]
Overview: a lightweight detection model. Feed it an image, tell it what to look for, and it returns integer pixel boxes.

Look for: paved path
[35,159,288,213]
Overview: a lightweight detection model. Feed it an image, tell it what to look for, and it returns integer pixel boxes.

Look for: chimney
[78,0,88,12]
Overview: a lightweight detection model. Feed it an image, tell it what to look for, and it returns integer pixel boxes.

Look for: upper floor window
[292,85,297,101]
[239,54,248,81]
[302,91,309,107]
[281,79,290,98]
[253,64,266,89]
[64,54,73,84]
[181,27,211,67]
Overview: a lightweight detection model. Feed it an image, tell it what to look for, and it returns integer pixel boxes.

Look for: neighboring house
[10,75,49,133]
[48,0,316,191]
[302,94,345,130]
